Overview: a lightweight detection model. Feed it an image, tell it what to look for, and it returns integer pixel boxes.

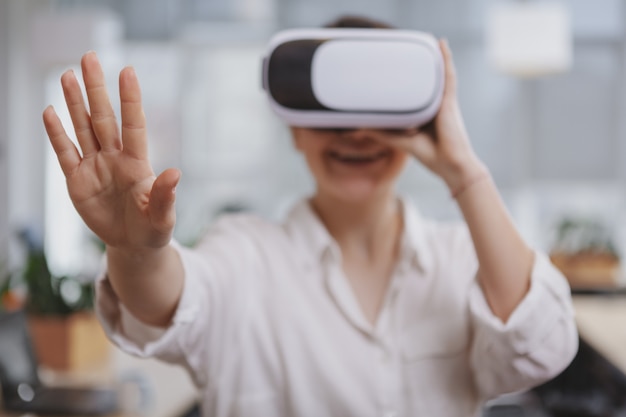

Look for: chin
[325,179,394,203]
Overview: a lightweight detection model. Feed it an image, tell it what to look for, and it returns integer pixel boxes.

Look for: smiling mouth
[327,149,391,165]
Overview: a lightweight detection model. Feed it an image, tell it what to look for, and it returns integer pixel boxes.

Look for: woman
[43,15,577,417]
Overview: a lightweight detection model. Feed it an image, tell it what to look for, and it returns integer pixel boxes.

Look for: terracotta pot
[27,311,111,371]
[550,251,621,289]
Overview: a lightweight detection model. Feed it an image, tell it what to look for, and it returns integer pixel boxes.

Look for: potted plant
[12,229,110,372]
[549,218,621,289]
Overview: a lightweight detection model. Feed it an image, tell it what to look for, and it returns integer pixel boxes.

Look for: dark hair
[323,15,395,29]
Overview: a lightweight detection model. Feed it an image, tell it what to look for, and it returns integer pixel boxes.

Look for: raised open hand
[43,52,180,250]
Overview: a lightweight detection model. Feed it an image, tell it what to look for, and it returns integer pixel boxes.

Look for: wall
[7,0,50,243]
[0,0,9,254]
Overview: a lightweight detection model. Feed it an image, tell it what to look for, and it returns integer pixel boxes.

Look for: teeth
[341,155,372,162]
[330,150,389,162]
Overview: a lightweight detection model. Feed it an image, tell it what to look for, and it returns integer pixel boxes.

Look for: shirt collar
[283,197,433,275]
[284,199,338,269]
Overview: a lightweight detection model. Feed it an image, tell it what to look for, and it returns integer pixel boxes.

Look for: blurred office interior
[1,0,625,272]
[2,0,626,416]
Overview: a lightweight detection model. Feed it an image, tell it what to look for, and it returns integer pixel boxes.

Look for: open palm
[43,52,180,250]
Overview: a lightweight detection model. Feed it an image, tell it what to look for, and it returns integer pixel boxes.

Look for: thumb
[149,168,181,232]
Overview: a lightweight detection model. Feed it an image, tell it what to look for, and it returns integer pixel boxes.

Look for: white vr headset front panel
[262,28,445,129]
[312,40,438,112]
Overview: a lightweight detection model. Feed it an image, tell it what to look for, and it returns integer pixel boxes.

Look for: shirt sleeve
[95,241,204,387]
[468,251,579,399]
[95,216,264,388]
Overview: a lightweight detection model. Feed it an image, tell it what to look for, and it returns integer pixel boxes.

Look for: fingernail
[84,50,97,60]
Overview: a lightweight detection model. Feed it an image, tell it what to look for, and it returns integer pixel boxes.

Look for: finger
[43,106,82,177]
[369,129,420,152]
[81,51,121,151]
[149,168,181,233]
[119,67,148,159]
[61,69,100,157]
[410,132,438,166]
[439,39,457,98]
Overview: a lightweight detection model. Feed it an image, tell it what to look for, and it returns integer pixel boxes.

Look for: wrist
[106,244,170,264]
[442,156,488,192]
[449,169,491,199]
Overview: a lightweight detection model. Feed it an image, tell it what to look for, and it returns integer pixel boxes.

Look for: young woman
[43,16,577,417]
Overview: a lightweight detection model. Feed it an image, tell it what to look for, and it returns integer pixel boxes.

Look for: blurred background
[1,0,625,278]
[2,0,626,416]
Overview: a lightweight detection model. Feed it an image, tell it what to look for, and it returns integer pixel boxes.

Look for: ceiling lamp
[486,1,573,77]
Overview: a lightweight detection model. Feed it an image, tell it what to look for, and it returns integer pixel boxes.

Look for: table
[572,294,626,372]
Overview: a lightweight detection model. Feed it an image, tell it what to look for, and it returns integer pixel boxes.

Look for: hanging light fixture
[485,1,573,77]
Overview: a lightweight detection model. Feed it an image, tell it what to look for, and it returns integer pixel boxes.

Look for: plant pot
[550,251,621,289]
[27,311,111,371]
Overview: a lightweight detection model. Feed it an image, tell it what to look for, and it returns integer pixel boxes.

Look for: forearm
[404,38,534,322]
[452,166,533,323]
[106,244,184,327]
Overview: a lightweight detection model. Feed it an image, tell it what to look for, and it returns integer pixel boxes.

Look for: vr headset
[262,28,444,129]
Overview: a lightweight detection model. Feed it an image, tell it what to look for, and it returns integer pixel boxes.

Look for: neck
[310,189,402,258]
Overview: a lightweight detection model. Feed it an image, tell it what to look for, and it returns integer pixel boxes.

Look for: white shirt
[96,198,578,417]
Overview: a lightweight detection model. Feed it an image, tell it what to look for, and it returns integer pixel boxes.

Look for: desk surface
[573,294,626,372]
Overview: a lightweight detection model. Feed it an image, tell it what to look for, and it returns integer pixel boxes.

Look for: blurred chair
[179,402,201,417]
[531,335,626,416]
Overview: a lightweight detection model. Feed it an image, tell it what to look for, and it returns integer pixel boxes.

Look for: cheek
[292,134,305,153]
[387,151,410,176]
[304,152,326,174]
[297,141,328,173]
